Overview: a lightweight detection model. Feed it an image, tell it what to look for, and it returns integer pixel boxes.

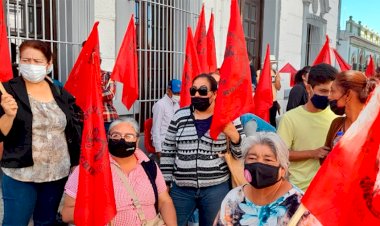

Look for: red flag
[111,15,139,110]
[179,27,201,108]
[64,22,116,226]
[366,55,376,77]
[333,48,351,71]
[0,0,13,82]
[210,0,253,139]
[302,86,380,226]
[253,44,273,122]
[194,5,208,73]
[207,13,217,72]
[313,35,331,65]
[279,63,297,87]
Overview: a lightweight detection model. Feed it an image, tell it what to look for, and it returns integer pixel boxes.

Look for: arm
[0,93,18,136]
[152,102,164,152]
[225,118,245,159]
[61,194,75,224]
[102,79,116,102]
[289,147,329,161]
[160,114,180,184]
[274,72,281,90]
[158,191,176,226]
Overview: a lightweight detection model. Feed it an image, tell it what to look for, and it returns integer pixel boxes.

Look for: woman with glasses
[160,74,245,226]
[62,118,177,225]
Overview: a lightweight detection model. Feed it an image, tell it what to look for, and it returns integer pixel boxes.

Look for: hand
[1,93,18,118]
[223,122,240,144]
[310,146,330,159]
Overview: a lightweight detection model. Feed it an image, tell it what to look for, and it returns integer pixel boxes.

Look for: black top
[286,82,308,111]
[194,116,213,138]
[0,76,82,168]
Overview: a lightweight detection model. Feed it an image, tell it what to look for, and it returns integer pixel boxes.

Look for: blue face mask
[311,93,329,110]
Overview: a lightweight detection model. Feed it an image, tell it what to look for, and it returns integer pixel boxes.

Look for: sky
[340,0,380,33]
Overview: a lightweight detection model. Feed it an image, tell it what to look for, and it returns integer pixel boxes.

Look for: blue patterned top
[216,184,304,226]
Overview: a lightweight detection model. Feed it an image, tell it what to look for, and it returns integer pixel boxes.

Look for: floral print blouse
[216,184,304,226]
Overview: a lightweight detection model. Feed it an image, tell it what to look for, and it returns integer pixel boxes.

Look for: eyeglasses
[109,132,138,142]
[190,86,210,96]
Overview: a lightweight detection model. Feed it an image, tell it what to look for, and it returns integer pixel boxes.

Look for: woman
[160,74,245,226]
[214,132,304,226]
[325,70,377,150]
[0,40,81,225]
[286,66,310,111]
[62,118,177,225]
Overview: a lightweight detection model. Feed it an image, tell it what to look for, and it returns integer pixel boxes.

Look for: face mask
[47,64,53,74]
[172,95,180,103]
[244,162,281,189]
[271,63,277,71]
[329,100,345,115]
[191,97,211,112]
[108,139,136,158]
[19,64,47,83]
[310,93,329,110]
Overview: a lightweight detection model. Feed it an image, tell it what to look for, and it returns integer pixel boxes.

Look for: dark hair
[192,73,218,92]
[335,70,377,103]
[19,40,52,62]
[307,63,337,88]
[294,66,311,84]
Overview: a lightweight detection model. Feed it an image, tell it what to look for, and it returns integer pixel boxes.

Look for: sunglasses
[190,86,210,96]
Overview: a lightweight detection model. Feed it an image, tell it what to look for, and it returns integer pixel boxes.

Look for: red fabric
[0,0,13,82]
[366,55,376,77]
[210,0,253,139]
[194,5,208,73]
[279,63,297,87]
[302,86,380,226]
[313,35,331,65]
[207,13,217,73]
[179,27,201,108]
[111,15,139,110]
[333,48,351,71]
[253,44,273,123]
[144,118,156,154]
[64,22,116,226]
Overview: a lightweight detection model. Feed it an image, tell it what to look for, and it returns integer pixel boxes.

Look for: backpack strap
[141,159,159,213]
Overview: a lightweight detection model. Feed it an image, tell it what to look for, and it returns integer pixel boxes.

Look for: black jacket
[286,82,308,111]
[0,77,82,168]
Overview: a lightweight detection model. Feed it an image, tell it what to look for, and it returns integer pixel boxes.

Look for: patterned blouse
[216,184,304,226]
[2,96,71,182]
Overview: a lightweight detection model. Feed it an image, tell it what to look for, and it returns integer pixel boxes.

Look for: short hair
[294,66,311,84]
[242,132,289,173]
[19,40,52,62]
[192,73,218,92]
[307,63,337,88]
[109,117,140,136]
[335,70,377,103]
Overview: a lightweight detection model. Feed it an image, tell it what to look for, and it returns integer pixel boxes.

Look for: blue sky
[340,0,380,33]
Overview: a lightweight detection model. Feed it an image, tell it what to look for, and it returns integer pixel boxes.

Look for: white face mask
[271,63,277,71]
[47,64,53,74]
[172,95,180,103]
[19,64,47,83]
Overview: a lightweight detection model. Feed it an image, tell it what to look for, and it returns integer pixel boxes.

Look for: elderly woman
[215,132,304,226]
[62,118,176,225]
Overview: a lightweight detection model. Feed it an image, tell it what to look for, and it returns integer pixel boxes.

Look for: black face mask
[244,162,281,189]
[191,97,211,112]
[108,139,136,158]
[329,100,345,115]
[311,93,329,110]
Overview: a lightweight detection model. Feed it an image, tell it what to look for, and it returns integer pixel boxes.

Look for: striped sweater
[160,107,245,188]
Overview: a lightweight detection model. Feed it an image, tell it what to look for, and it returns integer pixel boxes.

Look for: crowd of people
[0,39,379,226]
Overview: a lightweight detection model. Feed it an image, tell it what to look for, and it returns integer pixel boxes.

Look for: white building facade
[4,0,340,126]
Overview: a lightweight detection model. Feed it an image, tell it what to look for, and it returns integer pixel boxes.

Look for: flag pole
[288,203,307,226]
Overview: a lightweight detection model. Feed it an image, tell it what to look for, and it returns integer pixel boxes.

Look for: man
[277,63,337,191]
[257,55,281,127]
[151,79,181,158]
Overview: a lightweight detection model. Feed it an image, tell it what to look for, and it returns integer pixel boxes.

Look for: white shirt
[151,94,179,152]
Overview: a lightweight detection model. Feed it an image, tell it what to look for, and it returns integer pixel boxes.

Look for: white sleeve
[152,102,164,152]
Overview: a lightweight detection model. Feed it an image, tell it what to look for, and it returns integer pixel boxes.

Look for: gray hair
[242,132,289,172]
[109,117,140,136]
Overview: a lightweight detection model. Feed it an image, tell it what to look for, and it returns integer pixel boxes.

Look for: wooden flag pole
[288,203,307,226]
